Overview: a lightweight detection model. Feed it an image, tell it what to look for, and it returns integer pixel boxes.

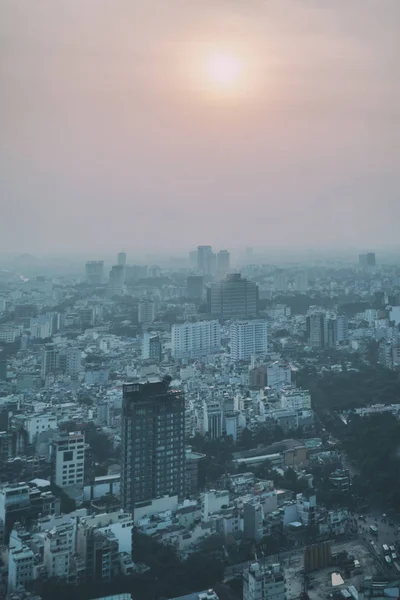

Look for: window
[63,451,73,461]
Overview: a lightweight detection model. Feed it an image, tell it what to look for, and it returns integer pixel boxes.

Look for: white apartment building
[243,562,286,600]
[0,326,20,344]
[43,522,75,579]
[66,347,82,377]
[201,490,230,521]
[171,320,221,358]
[30,319,52,339]
[23,413,58,443]
[8,546,34,593]
[0,483,30,531]
[280,386,311,411]
[224,412,238,442]
[52,431,85,488]
[266,361,291,391]
[297,493,317,526]
[138,299,155,324]
[78,511,133,555]
[230,320,268,361]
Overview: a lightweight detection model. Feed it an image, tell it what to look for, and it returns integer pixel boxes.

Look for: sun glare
[179,34,265,103]
[205,53,242,89]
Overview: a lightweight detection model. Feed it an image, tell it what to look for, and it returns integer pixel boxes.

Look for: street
[355,511,400,548]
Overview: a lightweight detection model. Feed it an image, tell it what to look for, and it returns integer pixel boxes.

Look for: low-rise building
[8,546,34,593]
[243,562,285,600]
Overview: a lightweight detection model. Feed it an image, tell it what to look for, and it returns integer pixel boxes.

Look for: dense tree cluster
[31,531,225,600]
[298,363,400,511]
[298,365,400,411]
[341,413,400,511]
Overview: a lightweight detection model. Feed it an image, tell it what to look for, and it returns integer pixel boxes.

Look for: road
[224,512,400,582]
[355,511,400,548]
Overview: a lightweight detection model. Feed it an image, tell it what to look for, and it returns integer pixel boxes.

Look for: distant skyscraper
[171,320,221,358]
[186,275,204,300]
[306,311,326,348]
[197,245,215,276]
[41,344,60,380]
[138,298,155,324]
[209,273,258,319]
[109,264,125,292]
[217,250,230,276]
[359,252,376,268]
[230,320,268,361]
[204,402,223,439]
[326,315,348,347]
[80,307,95,329]
[66,347,81,378]
[121,379,185,514]
[117,251,127,266]
[142,333,162,361]
[125,264,148,284]
[85,261,104,285]
[307,310,347,349]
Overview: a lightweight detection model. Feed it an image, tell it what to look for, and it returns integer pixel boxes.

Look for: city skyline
[1,0,400,253]
[1,2,400,598]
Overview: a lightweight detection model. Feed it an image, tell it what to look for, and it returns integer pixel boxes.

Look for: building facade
[217,250,230,276]
[243,562,285,600]
[280,387,311,411]
[197,246,215,276]
[117,252,127,266]
[142,333,162,361]
[52,431,85,489]
[109,265,125,292]
[171,320,221,359]
[8,546,34,593]
[121,378,186,514]
[209,274,258,319]
[186,276,204,300]
[138,299,155,325]
[230,320,268,361]
[85,261,104,285]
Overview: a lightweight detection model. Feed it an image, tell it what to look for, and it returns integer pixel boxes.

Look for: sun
[204,52,243,90]
[179,38,261,103]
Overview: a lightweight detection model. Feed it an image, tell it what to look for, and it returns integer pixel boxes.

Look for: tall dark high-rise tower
[121,378,185,514]
[209,273,258,319]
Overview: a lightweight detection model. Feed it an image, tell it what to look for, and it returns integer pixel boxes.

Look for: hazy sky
[1,0,399,255]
